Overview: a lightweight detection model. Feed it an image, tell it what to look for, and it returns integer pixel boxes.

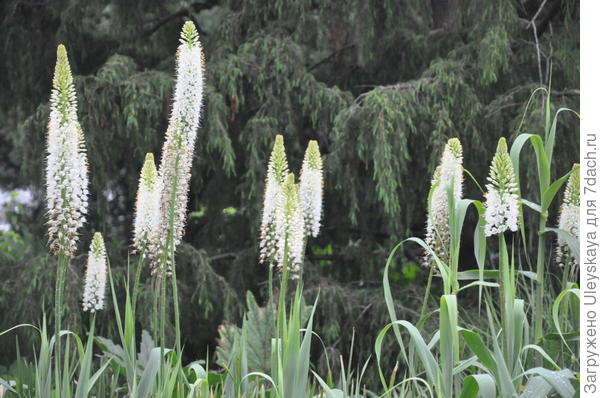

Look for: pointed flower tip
[273,135,286,154]
[497,137,508,153]
[141,154,158,187]
[269,135,288,181]
[284,172,296,186]
[53,44,73,91]
[282,173,299,200]
[446,138,462,158]
[181,21,199,46]
[57,44,67,59]
[55,44,71,70]
[306,141,322,169]
[144,152,155,163]
[92,232,105,252]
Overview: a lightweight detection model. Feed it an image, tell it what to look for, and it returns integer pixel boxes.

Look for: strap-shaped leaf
[460,330,498,375]
[459,374,496,398]
[522,368,575,398]
[541,169,572,212]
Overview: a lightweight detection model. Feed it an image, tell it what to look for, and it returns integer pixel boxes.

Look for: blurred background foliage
[0,0,579,380]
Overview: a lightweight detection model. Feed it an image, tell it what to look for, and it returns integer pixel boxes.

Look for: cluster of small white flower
[152,21,204,275]
[260,136,323,277]
[133,153,161,255]
[46,45,89,257]
[300,141,323,238]
[260,135,289,265]
[46,23,206,316]
[424,138,463,266]
[484,138,519,237]
[275,174,306,276]
[82,233,107,312]
[556,165,580,269]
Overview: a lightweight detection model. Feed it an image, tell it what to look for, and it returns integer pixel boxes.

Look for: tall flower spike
[153,21,204,275]
[556,164,580,268]
[300,140,323,237]
[82,232,108,312]
[46,44,89,257]
[134,153,161,254]
[275,173,305,277]
[260,135,289,266]
[484,138,519,236]
[424,138,463,266]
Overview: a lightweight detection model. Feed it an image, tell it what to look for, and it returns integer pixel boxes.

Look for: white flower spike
[82,232,108,313]
[134,153,161,254]
[46,44,89,257]
[153,21,204,275]
[300,140,323,237]
[424,138,463,266]
[556,164,580,268]
[275,173,305,277]
[260,135,289,266]
[484,138,519,237]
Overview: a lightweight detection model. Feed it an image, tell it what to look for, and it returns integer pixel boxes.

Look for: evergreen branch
[354,78,433,104]
[142,1,216,38]
[307,42,356,71]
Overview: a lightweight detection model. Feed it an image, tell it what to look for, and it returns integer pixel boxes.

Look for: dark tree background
[0,0,579,376]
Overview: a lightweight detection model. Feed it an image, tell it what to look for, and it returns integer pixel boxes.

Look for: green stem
[417,267,434,328]
[277,244,290,342]
[167,145,182,355]
[170,248,181,355]
[534,222,547,345]
[560,254,571,292]
[268,265,275,332]
[132,250,145,314]
[54,250,67,390]
[159,269,167,382]
[498,234,514,370]
[159,139,183,381]
[90,313,96,338]
[152,277,159,344]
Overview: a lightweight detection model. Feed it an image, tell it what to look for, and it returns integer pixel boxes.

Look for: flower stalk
[46,44,88,388]
[153,21,204,360]
[484,138,520,369]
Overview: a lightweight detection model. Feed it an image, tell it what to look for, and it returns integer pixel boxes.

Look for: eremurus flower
[300,141,323,238]
[152,21,204,275]
[424,138,463,266]
[556,164,580,269]
[484,138,519,237]
[133,153,161,255]
[46,44,89,257]
[82,232,107,312]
